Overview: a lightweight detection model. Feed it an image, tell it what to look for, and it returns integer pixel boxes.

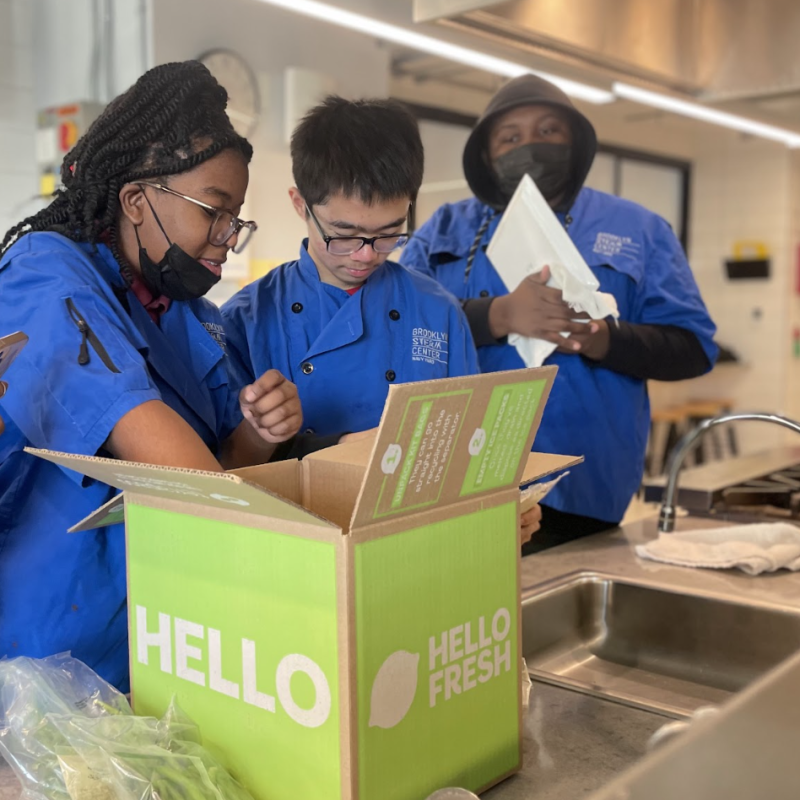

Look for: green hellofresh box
[31,366,580,800]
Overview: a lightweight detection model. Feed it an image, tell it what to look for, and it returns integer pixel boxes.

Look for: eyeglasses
[137,182,258,254]
[306,204,411,256]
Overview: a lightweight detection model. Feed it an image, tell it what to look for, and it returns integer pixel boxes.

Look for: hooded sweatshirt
[462,73,597,212]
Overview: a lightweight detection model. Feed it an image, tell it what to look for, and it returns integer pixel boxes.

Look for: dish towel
[635,523,800,576]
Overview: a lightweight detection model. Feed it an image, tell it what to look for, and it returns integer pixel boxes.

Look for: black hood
[463,74,597,211]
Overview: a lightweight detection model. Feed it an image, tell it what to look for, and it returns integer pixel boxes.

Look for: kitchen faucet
[658,412,800,532]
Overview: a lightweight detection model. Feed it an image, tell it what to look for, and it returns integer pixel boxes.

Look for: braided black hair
[1,61,253,256]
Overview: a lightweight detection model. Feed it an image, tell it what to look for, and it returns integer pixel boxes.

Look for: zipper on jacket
[65,297,121,373]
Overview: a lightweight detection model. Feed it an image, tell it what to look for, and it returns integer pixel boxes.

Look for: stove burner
[714,466,800,519]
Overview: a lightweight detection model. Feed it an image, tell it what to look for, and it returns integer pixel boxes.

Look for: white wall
[0,0,148,243]
[0,0,37,241]
[416,119,472,222]
[31,0,150,108]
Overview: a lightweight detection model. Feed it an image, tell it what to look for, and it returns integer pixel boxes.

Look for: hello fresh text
[135,606,331,729]
[428,607,512,707]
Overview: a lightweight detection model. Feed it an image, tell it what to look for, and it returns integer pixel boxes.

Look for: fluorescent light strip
[254,0,614,104]
[614,82,800,148]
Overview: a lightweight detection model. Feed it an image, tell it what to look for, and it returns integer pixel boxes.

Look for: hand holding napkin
[486,175,619,368]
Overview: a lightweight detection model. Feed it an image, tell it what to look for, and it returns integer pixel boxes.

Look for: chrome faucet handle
[657,412,800,533]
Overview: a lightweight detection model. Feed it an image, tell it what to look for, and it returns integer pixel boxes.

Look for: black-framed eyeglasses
[138,182,258,254]
[306,204,411,256]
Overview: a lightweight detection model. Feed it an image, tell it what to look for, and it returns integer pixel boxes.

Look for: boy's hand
[520,504,542,546]
[240,370,302,444]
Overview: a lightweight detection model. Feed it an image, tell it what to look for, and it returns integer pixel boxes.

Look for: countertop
[484,681,666,799]
[3,515,800,800]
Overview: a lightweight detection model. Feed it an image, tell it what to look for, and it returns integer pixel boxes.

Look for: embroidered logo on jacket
[592,232,641,258]
[203,321,227,351]
[412,328,449,366]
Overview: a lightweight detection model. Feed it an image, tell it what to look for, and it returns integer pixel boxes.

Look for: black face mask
[493,143,573,205]
[136,197,221,302]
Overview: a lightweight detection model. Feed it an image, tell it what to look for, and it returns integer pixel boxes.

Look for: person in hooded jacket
[400,74,718,552]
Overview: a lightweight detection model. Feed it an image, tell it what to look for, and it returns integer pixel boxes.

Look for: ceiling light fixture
[614,82,800,148]
[254,0,614,104]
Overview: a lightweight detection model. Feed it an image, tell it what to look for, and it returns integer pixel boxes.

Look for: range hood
[413,0,800,103]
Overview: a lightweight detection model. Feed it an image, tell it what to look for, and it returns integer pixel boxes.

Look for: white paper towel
[635,523,800,576]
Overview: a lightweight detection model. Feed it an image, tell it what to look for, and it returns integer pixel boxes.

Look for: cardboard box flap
[27,448,336,529]
[348,366,558,530]
[520,453,584,486]
[304,434,376,468]
[69,494,125,532]
[0,330,28,380]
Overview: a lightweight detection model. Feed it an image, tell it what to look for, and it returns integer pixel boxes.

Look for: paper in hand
[485,175,618,368]
[520,471,570,514]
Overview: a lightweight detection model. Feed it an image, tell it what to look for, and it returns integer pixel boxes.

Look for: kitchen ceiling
[408,0,800,127]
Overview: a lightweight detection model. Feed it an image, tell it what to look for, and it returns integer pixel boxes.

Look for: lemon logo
[381,444,403,475]
[368,650,419,729]
[468,428,486,456]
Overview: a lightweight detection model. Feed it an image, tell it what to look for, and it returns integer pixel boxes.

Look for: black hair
[290,96,424,207]
[1,60,253,256]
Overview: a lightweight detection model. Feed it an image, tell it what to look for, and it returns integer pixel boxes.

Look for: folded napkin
[635,523,800,576]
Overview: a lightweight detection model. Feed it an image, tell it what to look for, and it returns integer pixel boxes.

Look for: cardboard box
[30,366,581,800]
[0,331,28,382]
[0,331,29,434]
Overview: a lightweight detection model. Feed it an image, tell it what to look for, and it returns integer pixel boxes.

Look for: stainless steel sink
[522,572,800,718]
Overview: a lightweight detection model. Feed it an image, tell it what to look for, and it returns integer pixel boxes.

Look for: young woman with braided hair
[0,61,302,689]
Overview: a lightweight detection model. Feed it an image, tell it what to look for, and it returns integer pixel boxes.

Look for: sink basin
[522,572,800,718]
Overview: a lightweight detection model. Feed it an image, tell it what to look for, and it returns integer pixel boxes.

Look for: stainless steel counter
[484,682,667,800]
[0,766,16,800]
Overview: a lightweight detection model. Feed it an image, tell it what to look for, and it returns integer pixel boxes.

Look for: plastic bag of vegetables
[0,654,253,800]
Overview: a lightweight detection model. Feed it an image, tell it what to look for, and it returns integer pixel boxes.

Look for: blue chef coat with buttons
[0,232,242,691]
[221,242,479,438]
[400,189,718,524]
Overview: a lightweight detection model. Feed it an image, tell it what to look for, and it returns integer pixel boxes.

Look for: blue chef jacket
[221,242,479,438]
[0,232,242,690]
[400,188,718,523]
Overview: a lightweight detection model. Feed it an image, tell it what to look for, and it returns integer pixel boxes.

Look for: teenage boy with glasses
[221,96,480,444]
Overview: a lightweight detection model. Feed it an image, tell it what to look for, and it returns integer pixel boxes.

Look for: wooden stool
[680,399,737,464]
[647,407,690,476]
